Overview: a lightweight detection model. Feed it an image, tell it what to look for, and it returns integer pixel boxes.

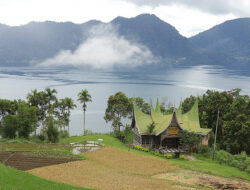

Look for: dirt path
[154,169,250,190]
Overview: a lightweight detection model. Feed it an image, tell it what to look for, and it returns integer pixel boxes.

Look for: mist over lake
[1,65,250,135]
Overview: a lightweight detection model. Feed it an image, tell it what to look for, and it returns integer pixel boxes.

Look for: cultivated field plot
[0,152,81,170]
[84,147,177,175]
[29,147,204,190]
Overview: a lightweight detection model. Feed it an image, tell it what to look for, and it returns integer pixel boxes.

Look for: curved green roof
[134,99,211,136]
[176,99,211,135]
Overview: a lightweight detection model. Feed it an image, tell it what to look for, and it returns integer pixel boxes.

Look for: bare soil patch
[0,151,81,170]
[84,147,177,175]
[29,160,185,190]
[154,169,250,190]
[28,147,196,190]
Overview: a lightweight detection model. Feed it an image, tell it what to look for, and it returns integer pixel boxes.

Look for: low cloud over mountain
[38,24,157,69]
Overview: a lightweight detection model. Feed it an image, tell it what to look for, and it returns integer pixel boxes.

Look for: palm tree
[78,89,92,135]
[63,97,77,134]
[44,88,57,114]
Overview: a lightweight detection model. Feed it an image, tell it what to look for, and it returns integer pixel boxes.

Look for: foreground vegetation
[0,164,90,190]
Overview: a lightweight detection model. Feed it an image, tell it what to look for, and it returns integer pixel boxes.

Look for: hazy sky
[1,0,250,37]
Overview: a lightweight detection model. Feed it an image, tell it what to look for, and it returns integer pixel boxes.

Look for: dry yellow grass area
[28,147,198,190]
[154,169,250,190]
[84,147,177,175]
[29,160,183,190]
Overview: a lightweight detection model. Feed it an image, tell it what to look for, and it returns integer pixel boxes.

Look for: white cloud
[38,24,157,69]
[125,0,250,16]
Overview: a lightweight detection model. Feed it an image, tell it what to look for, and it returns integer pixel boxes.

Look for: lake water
[0,65,250,136]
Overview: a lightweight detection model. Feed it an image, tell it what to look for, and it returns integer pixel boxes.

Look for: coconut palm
[77,89,92,135]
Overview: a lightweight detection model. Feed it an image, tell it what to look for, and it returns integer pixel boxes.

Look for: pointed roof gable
[133,99,211,136]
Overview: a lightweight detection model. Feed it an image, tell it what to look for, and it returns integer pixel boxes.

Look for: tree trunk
[83,109,86,135]
[68,108,70,135]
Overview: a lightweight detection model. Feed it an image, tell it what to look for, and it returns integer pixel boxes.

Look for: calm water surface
[0,66,249,135]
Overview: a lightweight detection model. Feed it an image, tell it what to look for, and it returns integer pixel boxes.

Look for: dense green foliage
[179,130,202,152]
[216,150,250,173]
[132,97,150,114]
[182,89,250,154]
[104,92,132,132]
[0,88,77,142]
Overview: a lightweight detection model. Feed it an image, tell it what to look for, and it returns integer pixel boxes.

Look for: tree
[147,121,156,134]
[179,130,202,152]
[223,96,250,154]
[0,99,17,121]
[104,92,132,133]
[44,88,58,114]
[133,97,150,114]
[147,122,156,148]
[16,101,38,138]
[78,89,92,135]
[46,116,59,143]
[1,115,18,139]
[1,101,38,139]
[55,98,76,133]
[26,89,45,135]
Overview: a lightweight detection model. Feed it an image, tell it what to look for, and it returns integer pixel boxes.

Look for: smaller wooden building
[131,99,211,151]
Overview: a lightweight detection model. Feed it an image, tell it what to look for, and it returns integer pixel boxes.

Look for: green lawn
[0,164,91,190]
[59,134,127,150]
[61,134,250,181]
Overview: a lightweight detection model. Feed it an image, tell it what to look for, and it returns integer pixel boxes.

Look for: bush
[46,116,59,143]
[164,154,173,159]
[133,145,149,152]
[197,145,211,157]
[179,155,185,159]
[59,131,69,139]
[215,150,233,165]
[246,166,250,174]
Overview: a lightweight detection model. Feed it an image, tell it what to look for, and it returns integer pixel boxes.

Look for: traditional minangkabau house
[131,99,211,152]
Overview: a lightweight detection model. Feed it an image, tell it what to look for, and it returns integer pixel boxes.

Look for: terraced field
[29,147,203,190]
[0,152,81,170]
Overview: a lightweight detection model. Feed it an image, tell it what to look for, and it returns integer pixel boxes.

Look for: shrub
[179,155,185,159]
[46,116,59,143]
[215,150,233,165]
[197,145,211,157]
[246,166,250,174]
[59,131,69,139]
[133,145,149,152]
[164,154,173,159]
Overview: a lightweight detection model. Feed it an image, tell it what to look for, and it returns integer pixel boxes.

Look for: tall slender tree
[44,88,58,115]
[77,89,92,135]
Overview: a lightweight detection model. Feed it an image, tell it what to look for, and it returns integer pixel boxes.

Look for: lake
[0,65,250,136]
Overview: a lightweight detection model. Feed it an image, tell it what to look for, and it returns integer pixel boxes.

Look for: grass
[0,164,91,190]
[59,134,127,150]
[61,134,250,181]
[167,153,250,180]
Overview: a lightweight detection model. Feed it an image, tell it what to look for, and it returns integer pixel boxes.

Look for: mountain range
[0,14,249,70]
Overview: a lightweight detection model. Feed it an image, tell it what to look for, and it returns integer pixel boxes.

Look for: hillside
[190,18,250,67]
[0,14,249,69]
